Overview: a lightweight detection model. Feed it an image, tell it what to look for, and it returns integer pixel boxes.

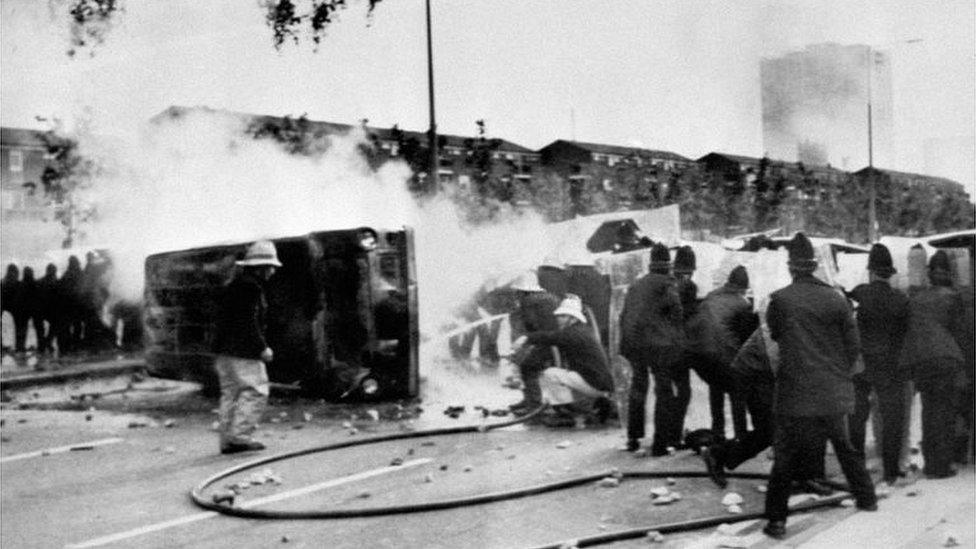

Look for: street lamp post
[425,0,438,193]
[865,38,922,243]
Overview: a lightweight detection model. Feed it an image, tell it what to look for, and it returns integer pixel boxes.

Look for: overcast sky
[2,0,973,193]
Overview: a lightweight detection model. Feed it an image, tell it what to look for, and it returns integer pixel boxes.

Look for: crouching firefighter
[212,240,281,455]
[512,295,615,427]
[507,270,562,415]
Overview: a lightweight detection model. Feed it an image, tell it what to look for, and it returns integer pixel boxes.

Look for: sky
[1,0,974,194]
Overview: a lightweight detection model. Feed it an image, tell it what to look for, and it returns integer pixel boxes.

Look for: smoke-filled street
[2,1,975,549]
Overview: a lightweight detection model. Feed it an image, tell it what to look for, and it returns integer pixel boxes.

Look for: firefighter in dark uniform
[620,243,685,455]
[898,250,968,478]
[761,233,876,539]
[508,270,561,414]
[513,294,614,427]
[848,244,911,485]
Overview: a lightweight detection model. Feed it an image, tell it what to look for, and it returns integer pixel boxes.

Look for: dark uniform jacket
[213,274,269,360]
[525,323,614,393]
[849,280,910,384]
[899,285,966,379]
[619,272,684,367]
[767,274,861,416]
[693,285,759,366]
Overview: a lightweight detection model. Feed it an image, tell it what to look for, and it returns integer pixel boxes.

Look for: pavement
[0,354,973,549]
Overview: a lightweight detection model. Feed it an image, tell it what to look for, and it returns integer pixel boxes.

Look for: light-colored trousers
[539,367,609,405]
[215,355,269,445]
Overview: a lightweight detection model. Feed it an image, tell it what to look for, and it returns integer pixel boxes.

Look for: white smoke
[69,110,551,357]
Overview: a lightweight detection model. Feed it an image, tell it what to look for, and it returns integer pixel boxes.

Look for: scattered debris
[357,491,371,499]
[670,491,682,501]
[666,477,676,485]
[424,474,434,483]
[127,420,151,428]
[302,412,313,422]
[598,477,620,488]
[291,424,305,430]
[717,537,749,548]
[212,491,235,506]
[726,504,743,514]
[463,465,473,472]
[439,464,449,471]
[839,499,855,508]
[650,487,670,498]
[390,457,404,466]
[407,448,415,456]
[646,530,665,543]
[421,441,436,447]
[721,493,743,506]
[281,535,290,543]
[341,421,353,429]
[85,414,93,421]
[597,524,607,531]
[163,419,177,428]
[443,406,465,419]
[716,523,736,535]
[556,440,572,449]
[944,534,960,547]
[652,495,675,505]
[366,410,380,422]
[17,419,27,424]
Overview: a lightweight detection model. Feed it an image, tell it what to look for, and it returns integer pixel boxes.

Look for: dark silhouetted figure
[81,251,113,351]
[19,267,41,353]
[59,256,85,354]
[37,263,60,354]
[1,264,22,353]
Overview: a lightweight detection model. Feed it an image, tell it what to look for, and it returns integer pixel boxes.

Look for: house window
[9,150,23,172]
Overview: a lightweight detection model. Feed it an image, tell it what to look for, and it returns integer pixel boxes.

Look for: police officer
[899,250,968,478]
[848,244,911,485]
[2,264,23,354]
[762,233,876,539]
[37,264,60,354]
[691,266,756,441]
[620,243,685,455]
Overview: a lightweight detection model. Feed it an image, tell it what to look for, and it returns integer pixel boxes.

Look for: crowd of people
[505,233,973,539]
[0,251,142,359]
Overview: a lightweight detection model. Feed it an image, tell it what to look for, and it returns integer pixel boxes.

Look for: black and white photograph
[1,1,974,547]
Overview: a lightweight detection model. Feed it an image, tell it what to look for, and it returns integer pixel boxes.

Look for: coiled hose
[190,404,853,546]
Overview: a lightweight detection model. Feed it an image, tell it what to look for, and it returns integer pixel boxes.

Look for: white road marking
[0,438,124,464]
[65,457,433,549]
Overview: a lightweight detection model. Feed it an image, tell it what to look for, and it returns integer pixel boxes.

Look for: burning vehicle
[143,227,418,401]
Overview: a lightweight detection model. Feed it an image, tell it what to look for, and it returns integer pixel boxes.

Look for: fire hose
[190,404,854,547]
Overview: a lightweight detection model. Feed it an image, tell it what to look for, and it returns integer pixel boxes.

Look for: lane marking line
[0,438,125,464]
[65,457,432,549]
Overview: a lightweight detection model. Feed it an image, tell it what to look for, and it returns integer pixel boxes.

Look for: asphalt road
[0,369,949,549]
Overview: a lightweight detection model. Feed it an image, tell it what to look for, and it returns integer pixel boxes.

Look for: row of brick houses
[1,106,968,222]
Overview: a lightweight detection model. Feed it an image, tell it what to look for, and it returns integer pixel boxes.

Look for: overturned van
[143,227,418,401]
